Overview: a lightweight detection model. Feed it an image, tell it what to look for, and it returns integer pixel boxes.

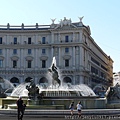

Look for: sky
[0,0,120,72]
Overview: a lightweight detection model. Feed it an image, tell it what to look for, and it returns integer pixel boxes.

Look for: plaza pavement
[0,108,120,117]
[1,109,120,120]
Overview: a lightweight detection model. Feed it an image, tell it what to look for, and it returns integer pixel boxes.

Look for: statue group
[48,63,61,87]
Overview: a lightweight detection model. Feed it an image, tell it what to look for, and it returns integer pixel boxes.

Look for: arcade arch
[39,77,48,84]
[10,77,19,83]
[25,77,33,82]
[63,77,72,83]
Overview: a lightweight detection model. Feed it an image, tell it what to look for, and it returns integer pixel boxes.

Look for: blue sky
[0,0,120,72]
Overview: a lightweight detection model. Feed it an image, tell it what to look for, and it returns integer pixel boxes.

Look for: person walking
[69,101,74,116]
[16,96,25,120]
[76,101,82,117]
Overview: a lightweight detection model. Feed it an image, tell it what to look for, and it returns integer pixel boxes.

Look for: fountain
[0,77,14,97]
[0,57,107,109]
[23,56,106,109]
[35,56,96,98]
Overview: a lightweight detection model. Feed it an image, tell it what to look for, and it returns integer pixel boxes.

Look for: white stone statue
[78,16,84,22]
[51,18,56,24]
[59,17,72,27]
[59,19,63,27]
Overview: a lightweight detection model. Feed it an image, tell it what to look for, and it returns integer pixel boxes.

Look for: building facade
[0,17,113,89]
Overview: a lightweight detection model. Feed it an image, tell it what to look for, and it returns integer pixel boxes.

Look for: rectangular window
[42,37,46,44]
[0,60,3,67]
[14,37,17,44]
[65,48,69,53]
[13,60,17,68]
[65,36,69,42]
[28,49,32,54]
[42,60,46,68]
[28,60,32,68]
[0,49,2,55]
[65,59,69,67]
[13,49,17,54]
[0,37,2,44]
[42,49,46,54]
[28,37,31,44]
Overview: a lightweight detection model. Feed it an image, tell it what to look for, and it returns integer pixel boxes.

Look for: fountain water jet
[38,56,96,97]
[0,78,14,97]
[11,82,30,97]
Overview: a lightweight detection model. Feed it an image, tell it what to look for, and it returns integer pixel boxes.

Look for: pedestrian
[69,101,74,116]
[16,96,26,120]
[76,101,82,117]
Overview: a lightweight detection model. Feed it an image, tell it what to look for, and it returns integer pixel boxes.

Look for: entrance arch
[25,77,33,83]
[10,77,19,83]
[63,77,72,83]
[39,77,48,84]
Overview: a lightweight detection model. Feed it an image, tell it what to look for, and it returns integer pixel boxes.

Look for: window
[42,60,46,68]
[65,48,69,53]
[65,59,69,67]
[28,37,31,44]
[0,49,2,55]
[0,60,3,67]
[91,66,98,75]
[13,49,17,54]
[28,49,32,54]
[13,60,17,68]
[65,36,69,42]
[28,60,32,68]
[0,37,2,44]
[14,37,17,44]
[42,37,46,44]
[42,49,46,54]
[91,57,100,66]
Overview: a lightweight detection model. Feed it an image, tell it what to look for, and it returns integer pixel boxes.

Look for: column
[34,77,38,84]
[72,47,75,68]
[20,49,24,68]
[33,48,34,68]
[51,47,54,64]
[6,35,9,68]
[35,34,38,44]
[51,32,54,43]
[72,76,76,85]
[35,48,38,68]
[58,47,61,67]
[80,46,83,68]
[80,76,84,84]
[79,31,83,42]
[76,46,79,69]
[6,49,9,68]
[73,32,75,42]
[59,33,61,42]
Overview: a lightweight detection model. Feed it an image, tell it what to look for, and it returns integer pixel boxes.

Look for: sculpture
[26,79,39,100]
[48,63,61,87]
[51,18,56,24]
[78,16,84,22]
[59,17,72,27]
[106,83,120,101]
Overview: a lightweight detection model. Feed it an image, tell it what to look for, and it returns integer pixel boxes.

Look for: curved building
[0,17,113,90]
